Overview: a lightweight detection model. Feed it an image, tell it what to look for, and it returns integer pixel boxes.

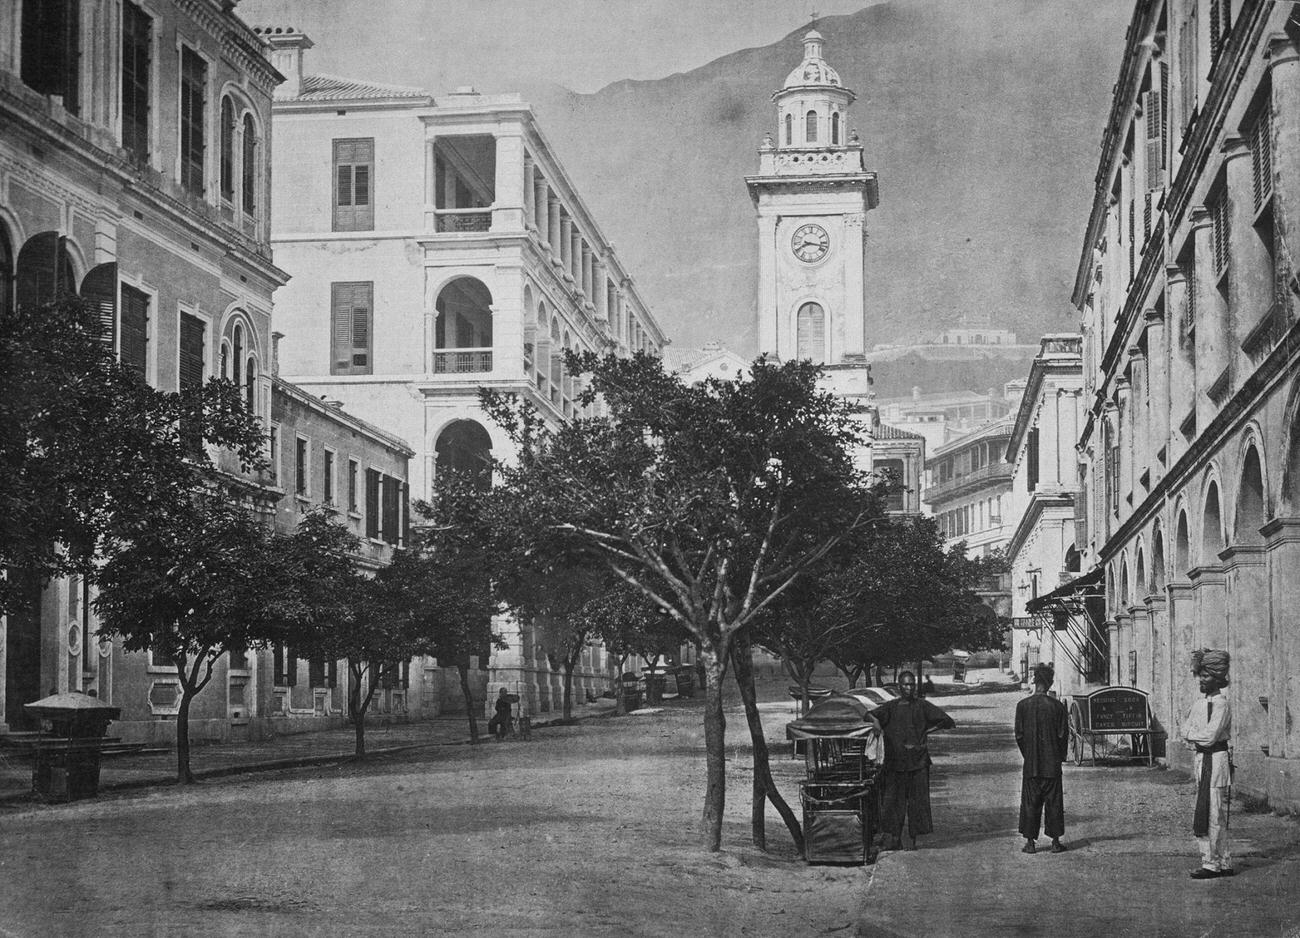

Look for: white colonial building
[261,30,667,716]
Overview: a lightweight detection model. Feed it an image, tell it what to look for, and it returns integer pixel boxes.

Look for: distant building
[0,0,287,741]
[1003,336,1086,691]
[881,383,1024,457]
[924,418,1016,557]
[871,424,926,515]
[663,341,751,383]
[261,31,666,718]
[928,327,1019,347]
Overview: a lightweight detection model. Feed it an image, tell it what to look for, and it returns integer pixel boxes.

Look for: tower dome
[782,30,843,90]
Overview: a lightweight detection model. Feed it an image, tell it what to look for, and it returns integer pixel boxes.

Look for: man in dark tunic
[1015,662,1070,854]
[874,670,955,850]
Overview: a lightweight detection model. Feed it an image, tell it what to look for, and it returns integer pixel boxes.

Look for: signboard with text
[1083,687,1149,733]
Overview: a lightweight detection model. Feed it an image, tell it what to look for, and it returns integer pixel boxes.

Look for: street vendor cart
[1067,686,1155,766]
[785,694,883,865]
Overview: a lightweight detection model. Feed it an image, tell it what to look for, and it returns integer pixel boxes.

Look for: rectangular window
[332,138,374,231]
[1026,428,1040,492]
[324,449,336,505]
[381,475,399,544]
[1178,5,1198,133]
[121,2,151,163]
[365,468,381,539]
[21,0,81,115]
[179,47,207,196]
[179,311,205,449]
[1250,104,1272,213]
[348,459,360,512]
[330,281,373,376]
[308,656,326,688]
[1210,188,1231,277]
[295,437,308,496]
[274,646,298,687]
[268,425,280,484]
[120,284,149,379]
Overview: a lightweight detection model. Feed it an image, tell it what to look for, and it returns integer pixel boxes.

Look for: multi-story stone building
[1060,0,1300,808]
[1004,337,1088,691]
[0,0,288,741]
[261,31,667,716]
[925,418,1017,555]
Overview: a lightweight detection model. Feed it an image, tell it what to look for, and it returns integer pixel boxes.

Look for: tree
[0,297,266,615]
[582,581,682,714]
[482,352,874,852]
[94,491,336,782]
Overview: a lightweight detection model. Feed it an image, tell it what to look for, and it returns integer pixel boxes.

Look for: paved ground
[0,680,1296,937]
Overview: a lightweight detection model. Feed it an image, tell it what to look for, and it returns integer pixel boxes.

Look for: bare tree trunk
[348,662,370,758]
[176,683,195,784]
[700,646,728,853]
[457,661,480,744]
[731,632,804,855]
[612,653,630,715]
[562,657,576,721]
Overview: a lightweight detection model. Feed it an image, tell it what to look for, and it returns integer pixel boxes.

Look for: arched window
[245,355,256,411]
[831,112,841,145]
[220,95,235,202]
[242,112,257,215]
[435,419,493,490]
[433,277,493,374]
[784,113,793,146]
[796,302,825,362]
[805,110,818,143]
[232,323,243,380]
[16,232,76,311]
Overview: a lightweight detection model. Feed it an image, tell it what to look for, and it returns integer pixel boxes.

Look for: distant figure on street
[874,670,955,850]
[1182,648,1233,879]
[488,687,513,741]
[1014,662,1070,854]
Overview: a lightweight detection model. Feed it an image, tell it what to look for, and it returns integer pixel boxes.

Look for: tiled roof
[873,423,925,441]
[291,73,431,103]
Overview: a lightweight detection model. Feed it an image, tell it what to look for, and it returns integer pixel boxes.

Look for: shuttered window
[1250,105,1272,213]
[219,96,235,201]
[796,302,825,362]
[330,281,373,375]
[1211,189,1230,277]
[1144,84,1164,192]
[308,657,326,688]
[179,47,206,196]
[242,113,257,215]
[323,449,335,505]
[120,284,149,379]
[1026,428,1040,492]
[365,468,381,539]
[381,475,399,544]
[1178,7,1197,133]
[333,138,374,231]
[805,110,817,143]
[295,437,308,495]
[121,2,150,163]
[784,113,792,146]
[80,263,118,351]
[20,0,80,115]
[179,312,205,450]
[348,459,359,512]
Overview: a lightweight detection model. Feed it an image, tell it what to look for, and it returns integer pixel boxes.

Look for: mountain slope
[520,0,1130,355]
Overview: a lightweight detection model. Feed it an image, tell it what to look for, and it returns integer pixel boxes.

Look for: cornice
[1006,491,1076,561]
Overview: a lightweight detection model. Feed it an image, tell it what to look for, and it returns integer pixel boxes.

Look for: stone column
[594,262,608,321]
[1164,265,1194,465]
[423,139,438,229]
[1221,543,1268,797]
[547,195,561,257]
[1267,37,1300,327]
[559,215,572,277]
[1115,377,1132,514]
[1128,603,1150,689]
[570,227,582,283]
[1263,518,1300,811]
[1145,593,1171,758]
[1166,581,1197,773]
[491,133,526,232]
[1223,134,1266,382]
[581,243,593,301]
[1128,350,1148,492]
[757,214,779,357]
[1189,563,1227,650]
[1144,306,1169,482]
[533,175,548,232]
[522,155,535,230]
[1191,203,1225,430]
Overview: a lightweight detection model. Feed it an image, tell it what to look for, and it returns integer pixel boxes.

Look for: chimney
[257,27,313,100]
[272,331,283,377]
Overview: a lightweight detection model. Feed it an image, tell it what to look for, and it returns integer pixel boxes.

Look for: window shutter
[121,2,151,163]
[796,302,825,362]
[332,138,374,231]
[381,475,399,544]
[308,657,325,687]
[1026,428,1040,492]
[1212,193,1230,275]
[330,282,372,375]
[1144,191,1152,241]
[180,48,207,196]
[401,482,410,547]
[80,262,118,350]
[220,96,234,201]
[179,313,205,389]
[327,658,338,689]
[120,284,149,378]
[1251,106,1272,212]
[365,468,381,539]
[273,646,285,685]
[1145,88,1164,191]
[286,649,298,687]
[1209,0,1221,61]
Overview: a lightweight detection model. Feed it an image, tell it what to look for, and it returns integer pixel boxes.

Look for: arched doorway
[434,419,492,489]
[1202,482,1224,564]
[1235,446,1265,546]
[16,232,76,311]
[434,277,493,374]
[1175,511,1191,579]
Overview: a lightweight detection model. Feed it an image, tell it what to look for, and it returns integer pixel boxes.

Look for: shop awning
[1025,566,1103,614]
[1020,567,1107,677]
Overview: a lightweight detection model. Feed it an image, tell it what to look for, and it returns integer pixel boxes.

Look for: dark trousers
[879,767,934,838]
[488,714,509,738]
[1019,775,1064,839]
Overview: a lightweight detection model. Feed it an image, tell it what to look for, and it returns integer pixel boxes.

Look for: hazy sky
[238,0,887,94]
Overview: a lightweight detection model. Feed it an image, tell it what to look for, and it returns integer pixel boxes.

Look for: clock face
[791,223,830,263]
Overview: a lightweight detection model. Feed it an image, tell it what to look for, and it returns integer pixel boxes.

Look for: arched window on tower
[796,302,825,362]
[831,112,841,145]
[220,95,235,203]
[805,110,818,144]
[242,112,257,216]
[784,113,793,146]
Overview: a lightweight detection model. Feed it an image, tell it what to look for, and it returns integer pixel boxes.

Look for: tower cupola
[773,29,855,150]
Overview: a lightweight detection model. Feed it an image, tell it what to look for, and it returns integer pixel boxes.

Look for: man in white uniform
[1181,648,1232,879]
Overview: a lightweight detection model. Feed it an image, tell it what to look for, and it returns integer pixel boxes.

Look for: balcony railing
[923,461,1015,505]
[434,209,491,233]
[432,347,493,374]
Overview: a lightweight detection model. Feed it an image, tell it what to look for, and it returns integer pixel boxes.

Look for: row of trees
[2,298,500,782]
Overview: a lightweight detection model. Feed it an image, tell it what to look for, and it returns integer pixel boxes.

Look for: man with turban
[1014,662,1070,854]
[874,670,955,850]
[1182,648,1233,879]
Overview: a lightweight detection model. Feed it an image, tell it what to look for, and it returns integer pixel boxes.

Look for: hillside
[519,0,1130,359]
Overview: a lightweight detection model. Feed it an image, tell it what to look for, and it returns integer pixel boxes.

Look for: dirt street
[0,689,1297,937]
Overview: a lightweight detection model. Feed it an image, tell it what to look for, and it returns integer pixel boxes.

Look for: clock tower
[746,29,879,363]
